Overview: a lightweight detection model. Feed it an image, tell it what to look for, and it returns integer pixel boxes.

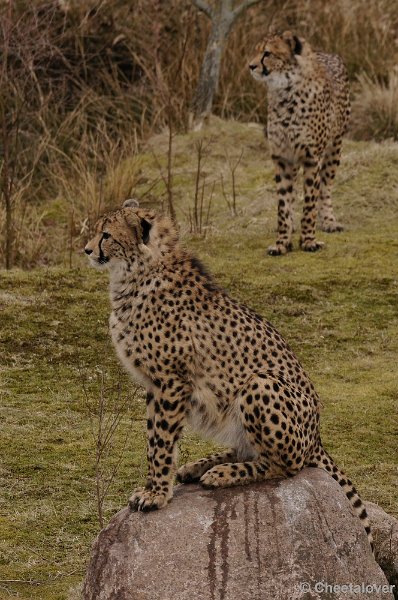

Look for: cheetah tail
[308,447,374,552]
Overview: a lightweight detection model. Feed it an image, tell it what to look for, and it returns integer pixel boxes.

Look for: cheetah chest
[109,311,153,389]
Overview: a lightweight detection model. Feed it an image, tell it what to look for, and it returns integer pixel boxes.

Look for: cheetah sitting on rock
[249,31,350,255]
[84,199,372,549]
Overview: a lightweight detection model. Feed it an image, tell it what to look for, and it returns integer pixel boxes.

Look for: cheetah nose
[85,247,93,255]
[249,64,257,71]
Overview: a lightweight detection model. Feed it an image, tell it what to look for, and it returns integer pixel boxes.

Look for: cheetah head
[84,199,157,271]
[249,30,307,86]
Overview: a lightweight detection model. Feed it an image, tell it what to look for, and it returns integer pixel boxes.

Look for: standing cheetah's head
[249,30,307,86]
[84,199,158,270]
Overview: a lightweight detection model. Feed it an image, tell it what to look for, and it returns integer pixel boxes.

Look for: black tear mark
[98,234,109,263]
[141,219,152,244]
[293,35,302,55]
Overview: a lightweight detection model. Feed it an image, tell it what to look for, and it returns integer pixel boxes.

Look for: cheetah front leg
[144,391,155,490]
[268,158,296,256]
[300,158,324,252]
[129,380,190,511]
[177,450,237,483]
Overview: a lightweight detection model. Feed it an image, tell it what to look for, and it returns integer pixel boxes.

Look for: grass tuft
[351,71,398,141]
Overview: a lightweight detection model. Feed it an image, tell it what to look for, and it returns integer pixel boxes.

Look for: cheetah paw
[128,488,171,512]
[320,222,344,233]
[267,242,292,256]
[200,467,230,489]
[300,240,324,252]
[176,462,204,483]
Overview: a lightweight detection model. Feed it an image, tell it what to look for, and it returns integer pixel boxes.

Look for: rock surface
[366,501,398,595]
[83,468,394,600]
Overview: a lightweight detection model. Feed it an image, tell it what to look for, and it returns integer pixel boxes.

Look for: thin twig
[229,149,244,216]
[220,173,232,214]
[79,365,139,529]
[193,139,203,233]
[166,113,176,223]
[205,180,215,231]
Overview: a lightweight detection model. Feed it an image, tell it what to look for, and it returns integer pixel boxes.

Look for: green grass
[1,119,398,598]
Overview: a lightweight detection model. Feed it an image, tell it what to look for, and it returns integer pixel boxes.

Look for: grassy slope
[1,118,398,599]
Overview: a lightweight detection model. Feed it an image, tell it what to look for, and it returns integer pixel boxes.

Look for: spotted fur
[84,203,372,550]
[249,30,350,255]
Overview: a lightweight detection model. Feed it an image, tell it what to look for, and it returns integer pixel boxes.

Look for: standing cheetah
[84,199,372,549]
[249,31,350,255]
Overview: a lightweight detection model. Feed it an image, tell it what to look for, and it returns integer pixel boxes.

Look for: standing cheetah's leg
[300,158,324,252]
[291,165,299,233]
[319,136,344,232]
[268,158,296,256]
[129,379,190,511]
[200,374,314,489]
[177,450,237,483]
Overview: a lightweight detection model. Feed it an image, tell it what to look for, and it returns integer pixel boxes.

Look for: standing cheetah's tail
[307,446,374,552]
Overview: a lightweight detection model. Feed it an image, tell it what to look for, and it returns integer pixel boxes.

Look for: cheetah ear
[140,218,152,245]
[282,31,303,56]
[122,209,151,245]
[123,209,141,239]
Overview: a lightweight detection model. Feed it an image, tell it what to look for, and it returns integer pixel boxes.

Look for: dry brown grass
[351,70,398,141]
[1,0,398,267]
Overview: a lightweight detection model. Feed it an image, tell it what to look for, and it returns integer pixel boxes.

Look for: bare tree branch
[192,0,213,19]
[232,0,262,21]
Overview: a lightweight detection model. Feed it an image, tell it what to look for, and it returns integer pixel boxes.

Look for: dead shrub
[351,71,398,141]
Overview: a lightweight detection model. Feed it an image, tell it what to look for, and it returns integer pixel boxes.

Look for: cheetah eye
[102,232,111,239]
[263,51,271,58]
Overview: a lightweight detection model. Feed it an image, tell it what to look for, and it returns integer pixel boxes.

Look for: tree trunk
[190,0,262,130]
[190,13,231,129]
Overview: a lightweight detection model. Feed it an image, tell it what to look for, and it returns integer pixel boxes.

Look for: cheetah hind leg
[200,457,286,489]
[201,372,307,489]
[319,137,344,233]
[176,450,237,483]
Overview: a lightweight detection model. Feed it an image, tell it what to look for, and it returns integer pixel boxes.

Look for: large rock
[83,468,394,600]
[365,501,398,596]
